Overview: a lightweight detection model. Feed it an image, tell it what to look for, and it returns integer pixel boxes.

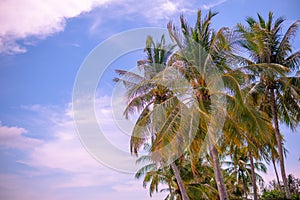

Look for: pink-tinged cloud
[0,100,167,199]
[0,122,42,149]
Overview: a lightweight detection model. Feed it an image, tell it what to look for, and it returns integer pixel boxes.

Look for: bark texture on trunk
[249,151,258,200]
[272,156,283,197]
[170,162,189,200]
[210,144,229,200]
[270,89,291,199]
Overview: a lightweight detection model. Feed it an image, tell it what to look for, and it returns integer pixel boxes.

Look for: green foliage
[262,174,300,200]
[262,190,300,200]
[113,9,300,200]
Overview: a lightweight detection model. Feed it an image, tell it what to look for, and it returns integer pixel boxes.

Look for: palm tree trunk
[272,156,283,197]
[270,89,291,199]
[167,181,174,199]
[242,172,248,200]
[210,143,229,200]
[249,151,258,200]
[170,162,189,200]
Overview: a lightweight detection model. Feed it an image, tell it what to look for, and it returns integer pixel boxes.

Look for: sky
[0,0,299,199]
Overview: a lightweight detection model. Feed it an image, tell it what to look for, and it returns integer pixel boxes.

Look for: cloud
[87,0,227,25]
[18,96,137,185]
[0,0,227,55]
[0,0,111,54]
[0,38,27,54]
[120,0,185,22]
[19,101,116,175]
[201,0,227,10]
[0,99,168,199]
[1,96,299,199]
[87,0,197,32]
[0,122,42,149]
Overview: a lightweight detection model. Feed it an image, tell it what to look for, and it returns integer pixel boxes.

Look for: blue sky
[0,0,299,199]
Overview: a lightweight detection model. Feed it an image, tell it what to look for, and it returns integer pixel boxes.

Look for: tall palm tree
[221,114,273,200]
[236,12,300,199]
[238,79,278,200]
[167,10,274,200]
[114,35,190,200]
[167,10,231,200]
[272,152,283,196]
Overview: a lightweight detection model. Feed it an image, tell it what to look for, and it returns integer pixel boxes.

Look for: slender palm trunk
[170,162,189,200]
[249,151,258,200]
[270,89,291,199]
[168,181,174,199]
[242,172,248,200]
[272,156,283,197]
[210,143,229,200]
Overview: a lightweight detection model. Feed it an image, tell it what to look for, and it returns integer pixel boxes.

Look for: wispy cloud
[0,97,166,199]
[201,0,227,10]
[0,122,42,149]
[0,0,227,55]
[86,0,198,35]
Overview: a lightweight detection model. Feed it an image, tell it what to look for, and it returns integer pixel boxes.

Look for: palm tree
[179,155,220,199]
[114,35,190,200]
[236,11,300,199]
[114,10,299,200]
[135,155,176,198]
[167,10,231,200]
[219,66,278,200]
[221,123,273,200]
[167,10,274,200]
[136,156,219,200]
[241,82,277,200]
[224,147,266,199]
[272,152,283,196]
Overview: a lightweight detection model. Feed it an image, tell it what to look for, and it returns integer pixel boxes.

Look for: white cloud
[0,0,111,54]
[130,0,182,22]
[0,99,167,199]
[109,0,227,23]
[0,122,42,149]
[0,0,228,55]
[16,98,138,187]
[201,0,227,10]
[19,102,109,172]
[0,38,27,54]
[95,0,195,25]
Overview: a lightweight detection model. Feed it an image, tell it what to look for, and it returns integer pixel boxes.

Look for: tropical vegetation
[114,10,300,200]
